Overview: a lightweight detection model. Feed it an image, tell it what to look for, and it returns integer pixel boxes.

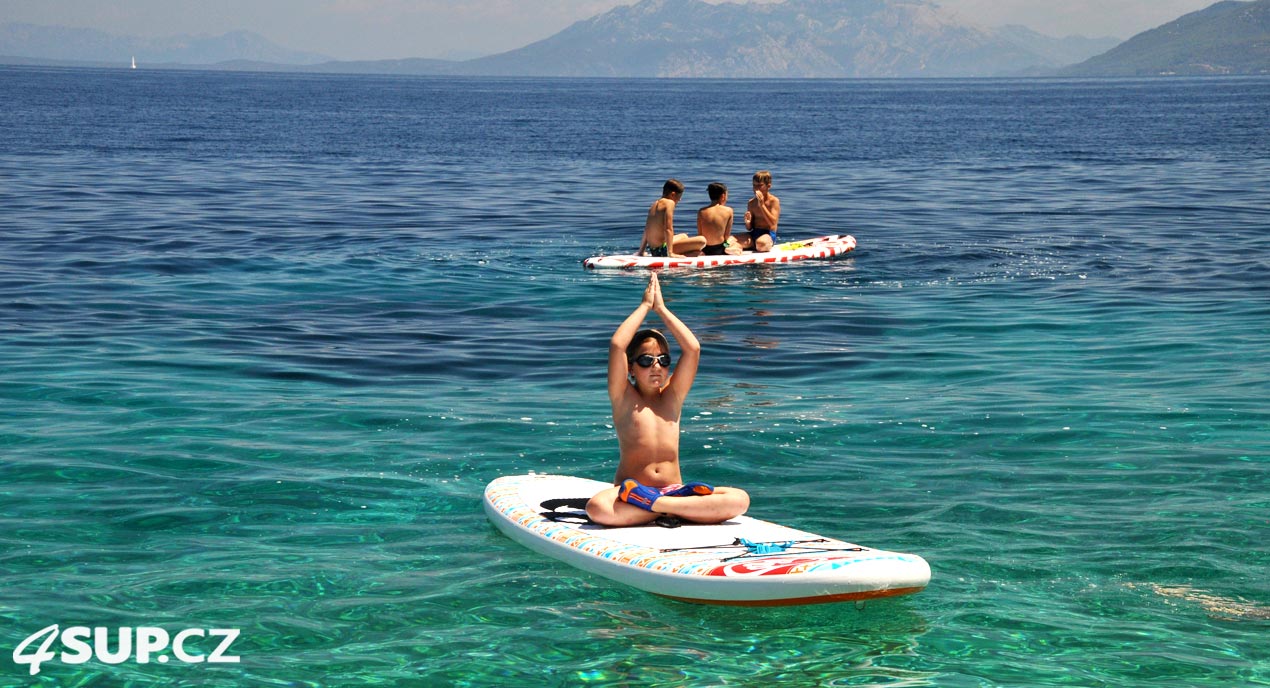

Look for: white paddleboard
[484,473,930,606]
[582,234,856,270]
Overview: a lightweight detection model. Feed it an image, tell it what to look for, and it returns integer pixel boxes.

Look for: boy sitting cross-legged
[586,274,750,527]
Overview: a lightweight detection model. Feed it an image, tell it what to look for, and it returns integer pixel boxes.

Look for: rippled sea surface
[1,67,1267,686]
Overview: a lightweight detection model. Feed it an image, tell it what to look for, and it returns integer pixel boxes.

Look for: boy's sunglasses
[633,354,671,368]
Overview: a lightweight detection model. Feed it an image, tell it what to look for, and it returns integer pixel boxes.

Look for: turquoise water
[1,67,1267,686]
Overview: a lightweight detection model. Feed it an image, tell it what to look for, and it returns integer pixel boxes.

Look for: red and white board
[583,234,856,270]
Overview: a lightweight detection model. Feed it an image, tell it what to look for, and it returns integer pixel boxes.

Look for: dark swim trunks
[702,243,727,256]
[749,227,774,247]
[646,244,668,257]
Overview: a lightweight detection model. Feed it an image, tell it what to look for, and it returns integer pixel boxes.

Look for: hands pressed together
[641,273,666,312]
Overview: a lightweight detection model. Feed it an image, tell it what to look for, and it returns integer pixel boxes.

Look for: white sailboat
[131,56,137,69]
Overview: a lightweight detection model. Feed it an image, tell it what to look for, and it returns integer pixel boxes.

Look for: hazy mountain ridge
[1063,0,1270,75]
[994,25,1122,68]
[461,0,1116,77]
[0,22,331,66]
[7,1,1265,78]
[1,3,1114,78]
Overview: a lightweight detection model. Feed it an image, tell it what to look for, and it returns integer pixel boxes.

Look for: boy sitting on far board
[638,179,708,258]
[586,274,750,527]
[696,182,745,256]
[737,169,781,252]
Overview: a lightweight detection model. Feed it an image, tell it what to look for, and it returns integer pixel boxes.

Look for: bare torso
[642,197,675,250]
[697,204,734,246]
[611,387,682,486]
[747,192,779,230]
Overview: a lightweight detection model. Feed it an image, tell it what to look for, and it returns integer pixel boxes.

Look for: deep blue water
[1,66,1267,686]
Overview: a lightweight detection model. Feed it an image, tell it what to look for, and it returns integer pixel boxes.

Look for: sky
[1,0,1223,61]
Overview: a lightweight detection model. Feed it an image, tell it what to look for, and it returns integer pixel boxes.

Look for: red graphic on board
[707,556,851,577]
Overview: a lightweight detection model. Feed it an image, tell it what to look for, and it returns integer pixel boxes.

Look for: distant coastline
[7,56,1270,81]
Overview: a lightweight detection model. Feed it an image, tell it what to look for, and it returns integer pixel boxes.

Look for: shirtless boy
[738,170,781,253]
[638,179,708,258]
[586,274,750,527]
[696,182,744,256]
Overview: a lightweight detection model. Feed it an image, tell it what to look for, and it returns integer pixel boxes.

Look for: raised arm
[651,278,700,403]
[608,277,655,404]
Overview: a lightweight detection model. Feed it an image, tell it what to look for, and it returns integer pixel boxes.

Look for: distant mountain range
[1062,0,1270,76]
[3,0,1267,78]
[0,22,330,66]
[451,0,1117,77]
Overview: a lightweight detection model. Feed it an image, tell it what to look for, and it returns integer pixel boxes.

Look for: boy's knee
[585,496,606,522]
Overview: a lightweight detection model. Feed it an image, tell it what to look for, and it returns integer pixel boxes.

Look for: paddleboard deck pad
[484,474,930,606]
[582,234,856,270]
